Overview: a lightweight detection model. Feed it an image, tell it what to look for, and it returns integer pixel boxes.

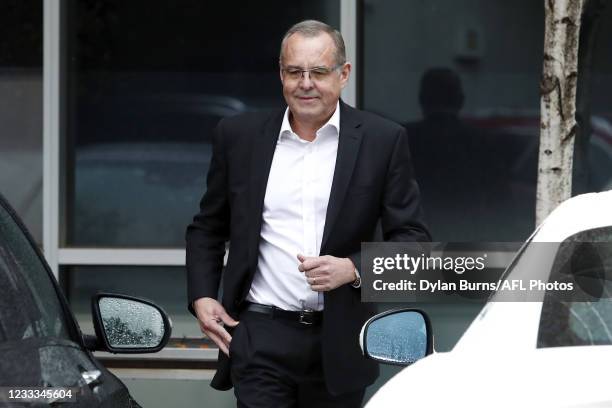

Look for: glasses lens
[284,69,300,80]
[283,66,337,82]
[310,68,330,81]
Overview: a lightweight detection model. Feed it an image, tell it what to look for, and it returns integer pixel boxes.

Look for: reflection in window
[66,0,339,247]
[538,227,612,347]
[573,1,612,196]
[363,0,544,241]
[0,1,43,243]
[0,201,70,342]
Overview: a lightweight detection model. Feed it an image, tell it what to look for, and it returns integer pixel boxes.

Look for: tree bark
[536,0,586,224]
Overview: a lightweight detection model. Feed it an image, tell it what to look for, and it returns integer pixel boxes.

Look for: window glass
[66,0,339,247]
[363,0,544,241]
[0,199,70,343]
[0,2,43,244]
[573,2,612,195]
[538,227,612,348]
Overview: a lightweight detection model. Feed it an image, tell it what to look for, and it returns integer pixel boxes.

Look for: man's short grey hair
[279,20,346,66]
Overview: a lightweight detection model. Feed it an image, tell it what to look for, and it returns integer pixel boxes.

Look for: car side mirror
[91,293,172,353]
[360,309,433,366]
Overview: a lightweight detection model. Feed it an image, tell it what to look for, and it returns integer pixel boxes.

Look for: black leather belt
[243,302,322,325]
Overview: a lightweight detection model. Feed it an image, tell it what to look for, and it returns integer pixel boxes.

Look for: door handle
[81,369,102,387]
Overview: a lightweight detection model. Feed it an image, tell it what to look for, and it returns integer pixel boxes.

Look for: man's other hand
[193,297,238,356]
[297,254,357,292]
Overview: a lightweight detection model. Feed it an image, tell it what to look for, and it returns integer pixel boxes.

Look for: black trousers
[229,310,365,408]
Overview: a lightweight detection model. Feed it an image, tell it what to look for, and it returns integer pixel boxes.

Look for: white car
[361,190,612,408]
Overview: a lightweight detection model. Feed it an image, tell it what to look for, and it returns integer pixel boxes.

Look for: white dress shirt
[246,103,340,311]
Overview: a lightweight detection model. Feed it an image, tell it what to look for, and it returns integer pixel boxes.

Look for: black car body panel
[0,192,155,407]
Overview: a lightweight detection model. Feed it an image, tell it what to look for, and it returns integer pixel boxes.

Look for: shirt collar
[279,101,340,142]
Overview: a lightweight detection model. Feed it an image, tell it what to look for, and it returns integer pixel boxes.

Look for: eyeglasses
[281,63,344,82]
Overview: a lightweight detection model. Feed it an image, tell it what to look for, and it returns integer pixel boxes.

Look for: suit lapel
[321,102,363,252]
[247,110,284,266]
[246,104,364,258]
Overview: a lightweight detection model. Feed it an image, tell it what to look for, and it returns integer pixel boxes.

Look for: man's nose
[298,72,314,89]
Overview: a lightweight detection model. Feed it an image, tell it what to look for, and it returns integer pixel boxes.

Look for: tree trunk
[536,0,586,224]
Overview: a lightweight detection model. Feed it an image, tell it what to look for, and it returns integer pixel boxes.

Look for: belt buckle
[299,309,315,325]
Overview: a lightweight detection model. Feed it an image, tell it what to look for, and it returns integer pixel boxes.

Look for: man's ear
[340,62,352,89]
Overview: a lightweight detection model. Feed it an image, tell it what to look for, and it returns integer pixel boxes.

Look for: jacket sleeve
[381,126,431,243]
[185,119,230,315]
[347,126,431,283]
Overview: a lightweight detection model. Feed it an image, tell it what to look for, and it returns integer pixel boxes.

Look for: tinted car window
[538,227,612,347]
[0,201,70,342]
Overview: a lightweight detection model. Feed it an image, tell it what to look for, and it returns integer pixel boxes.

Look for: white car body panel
[366,191,612,407]
[367,346,612,408]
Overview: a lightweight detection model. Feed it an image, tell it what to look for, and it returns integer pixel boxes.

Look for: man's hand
[193,297,238,356]
[297,254,357,292]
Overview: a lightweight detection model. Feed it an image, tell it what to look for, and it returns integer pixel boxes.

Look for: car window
[537,227,612,347]
[0,200,71,343]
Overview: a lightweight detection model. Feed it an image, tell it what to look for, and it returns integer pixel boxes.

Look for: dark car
[0,193,171,407]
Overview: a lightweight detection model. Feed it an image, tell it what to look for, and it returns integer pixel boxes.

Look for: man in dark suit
[187,20,429,407]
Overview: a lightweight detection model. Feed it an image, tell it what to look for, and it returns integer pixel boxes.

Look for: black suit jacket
[186,101,430,395]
